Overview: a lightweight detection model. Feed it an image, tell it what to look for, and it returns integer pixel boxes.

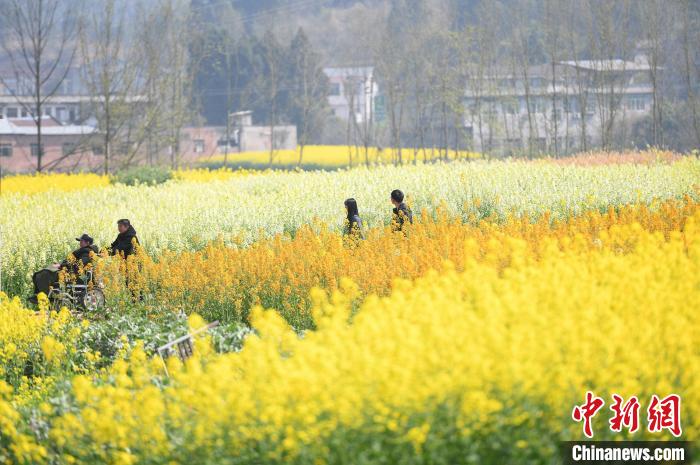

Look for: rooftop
[557,58,652,72]
[0,117,96,136]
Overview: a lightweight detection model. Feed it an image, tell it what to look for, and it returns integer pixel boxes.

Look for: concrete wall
[179,126,225,164]
[1,125,299,172]
[239,125,297,152]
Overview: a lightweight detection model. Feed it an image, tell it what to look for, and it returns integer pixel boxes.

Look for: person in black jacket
[59,234,99,284]
[390,189,413,233]
[63,234,99,267]
[110,219,139,258]
[343,198,365,240]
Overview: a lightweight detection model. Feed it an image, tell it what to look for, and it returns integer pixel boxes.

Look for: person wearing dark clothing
[111,219,142,302]
[29,234,98,304]
[61,233,100,276]
[343,198,365,240]
[110,219,139,258]
[390,189,413,233]
[31,265,60,303]
[64,234,100,267]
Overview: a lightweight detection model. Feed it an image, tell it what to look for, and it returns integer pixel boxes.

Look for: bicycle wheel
[83,288,106,312]
[51,294,72,312]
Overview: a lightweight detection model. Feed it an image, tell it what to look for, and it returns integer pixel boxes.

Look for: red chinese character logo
[647,394,682,437]
[609,394,640,433]
[572,391,605,438]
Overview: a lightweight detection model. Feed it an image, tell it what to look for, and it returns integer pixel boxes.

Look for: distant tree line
[190,23,329,163]
[1,0,699,173]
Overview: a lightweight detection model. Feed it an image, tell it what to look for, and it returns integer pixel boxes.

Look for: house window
[55,107,67,121]
[193,139,205,154]
[21,108,28,117]
[531,99,545,114]
[6,107,18,118]
[0,143,12,157]
[627,97,646,111]
[534,137,547,152]
[61,78,74,95]
[503,101,519,115]
[329,82,341,96]
[62,142,77,156]
[92,144,104,156]
[30,143,44,157]
[4,79,17,94]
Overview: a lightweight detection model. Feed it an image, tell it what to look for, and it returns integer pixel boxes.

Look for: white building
[0,66,92,124]
[463,55,655,154]
[323,66,378,124]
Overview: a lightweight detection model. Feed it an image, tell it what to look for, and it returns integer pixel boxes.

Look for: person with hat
[58,234,100,280]
[29,234,99,305]
[62,234,100,269]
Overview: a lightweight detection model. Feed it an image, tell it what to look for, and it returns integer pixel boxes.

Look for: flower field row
[0,172,111,195]
[107,195,700,328]
[1,196,698,464]
[0,168,258,196]
[547,148,685,166]
[199,145,481,170]
[3,156,700,297]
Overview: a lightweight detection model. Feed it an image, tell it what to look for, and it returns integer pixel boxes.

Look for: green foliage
[81,310,251,366]
[112,166,172,186]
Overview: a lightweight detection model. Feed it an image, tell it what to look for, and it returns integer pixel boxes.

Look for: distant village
[0,52,657,173]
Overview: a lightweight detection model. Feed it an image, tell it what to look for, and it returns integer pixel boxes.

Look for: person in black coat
[65,234,100,266]
[343,198,365,240]
[390,189,413,233]
[110,219,139,258]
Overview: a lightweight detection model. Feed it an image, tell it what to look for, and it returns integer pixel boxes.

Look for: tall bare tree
[288,28,327,166]
[564,0,592,152]
[0,0,78,172]
[160,0,193,170]
[639,0,670,147]
[543,0,565,156]
[588,0,634,150]
[681,0,700,148]
[257,30,284,166]
[80,0,138,175]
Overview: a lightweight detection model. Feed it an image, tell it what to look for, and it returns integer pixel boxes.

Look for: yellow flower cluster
[0,293,90,393]
[0,294,46,382]
[0,172,110,195]
[1,168,254,196]
[3,203,696,464]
